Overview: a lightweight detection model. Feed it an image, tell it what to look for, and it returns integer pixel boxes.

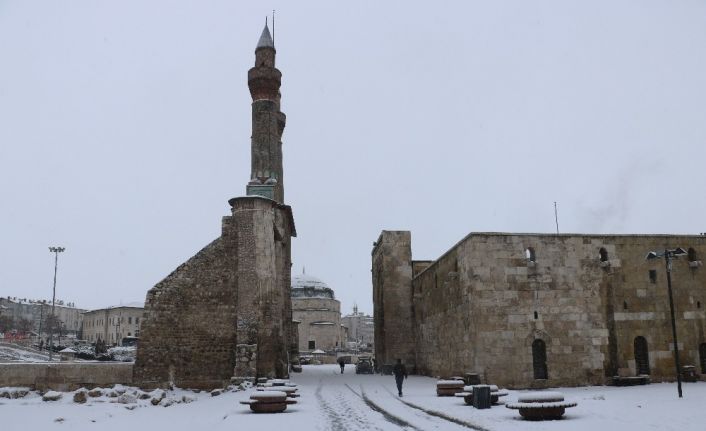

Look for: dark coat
[393,363,408,378]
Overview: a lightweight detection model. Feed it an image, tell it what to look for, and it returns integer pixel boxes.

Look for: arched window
[599,247,608,262]
[623,301,628,310]
[688,248,697,262]
[525,247,536,262]
[532,339,548,379]
[700,343,706,374]
[634,336,650,375]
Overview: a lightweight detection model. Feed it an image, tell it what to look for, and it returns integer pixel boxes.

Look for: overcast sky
[1,1,705,314]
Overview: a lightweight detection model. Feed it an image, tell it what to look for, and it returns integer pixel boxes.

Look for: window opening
[525,247,536,262]
[599,248,608,262]
[649,270,657,283]
[688,247,697,262]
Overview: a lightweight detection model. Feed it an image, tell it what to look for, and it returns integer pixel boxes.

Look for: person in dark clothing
[392,358,408,396]
[338,357,345,374]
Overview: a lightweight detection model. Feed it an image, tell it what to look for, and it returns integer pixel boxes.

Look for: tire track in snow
[345,384,419,431]
[315,379,390,431]
[379,385,491,431]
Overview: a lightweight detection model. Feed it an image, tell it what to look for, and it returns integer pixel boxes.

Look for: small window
[649,270,657,283]
[599,248,608,262]
[128,317,132,324]
[136,317,140,324]
[533,311,539,320]
[308,340,315,350]
[525,247,536,262]
[688,248,697,262]
[623,301,628,310]
[698,301,701,309]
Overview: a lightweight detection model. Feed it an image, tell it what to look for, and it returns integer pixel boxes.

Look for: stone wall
[0,363,133,391]
[133,236,238,390]
[374,231,706,388]
[372,231,415,367]
[134,196,294,389]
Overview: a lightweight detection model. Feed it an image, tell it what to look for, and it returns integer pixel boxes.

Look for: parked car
[355,357,374,374]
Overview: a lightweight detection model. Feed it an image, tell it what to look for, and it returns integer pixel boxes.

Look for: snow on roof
[104,301,144,309]
[291,274,335,299]
[59,348,76,353]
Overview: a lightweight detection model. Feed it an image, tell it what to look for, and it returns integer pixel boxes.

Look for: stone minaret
[247,23,286,203]
[134,24,296,388]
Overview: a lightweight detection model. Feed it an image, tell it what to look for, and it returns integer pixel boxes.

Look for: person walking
[338,357,345,374]
[392,358,408,396]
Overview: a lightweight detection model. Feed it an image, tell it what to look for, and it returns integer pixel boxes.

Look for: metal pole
[47,247,64,361]
[49,250,58,361]
[665,252,683,398]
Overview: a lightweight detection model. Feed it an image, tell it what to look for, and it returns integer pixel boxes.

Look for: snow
[516,391,565,402]
[0,343,59,362]
[437,379,464,385]
[1,364,706,431]
[251,391,287,399]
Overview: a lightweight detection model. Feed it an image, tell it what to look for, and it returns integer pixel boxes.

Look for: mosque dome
[291,274,335,299]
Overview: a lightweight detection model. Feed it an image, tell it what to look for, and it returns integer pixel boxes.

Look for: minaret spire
[246,22,286,203]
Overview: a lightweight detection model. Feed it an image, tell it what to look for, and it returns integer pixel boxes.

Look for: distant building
[341,305,374,351]
[291,274,343,353]
[0,297,84,338]
[82,302,144,345]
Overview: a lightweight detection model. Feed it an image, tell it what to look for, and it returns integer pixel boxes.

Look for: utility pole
[48,247,65,361]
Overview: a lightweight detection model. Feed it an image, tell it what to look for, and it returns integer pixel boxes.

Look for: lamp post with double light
[646,247,687,398]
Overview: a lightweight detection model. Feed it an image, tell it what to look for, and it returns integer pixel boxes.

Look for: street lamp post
[48,246,65,361]
[646,247,687,398]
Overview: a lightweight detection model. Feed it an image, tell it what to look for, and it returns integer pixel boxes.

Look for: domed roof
[292,274,335,299]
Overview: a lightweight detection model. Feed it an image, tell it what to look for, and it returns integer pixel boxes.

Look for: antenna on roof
[554,201,560,234]
[272,9,275,46]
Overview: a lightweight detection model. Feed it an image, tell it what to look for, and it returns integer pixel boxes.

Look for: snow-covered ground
[2,364,705,431]
[0,343,57,363]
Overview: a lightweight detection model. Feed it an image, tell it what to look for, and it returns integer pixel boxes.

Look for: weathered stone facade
[291,274,342,353]
[373,230,706,388]
[134,24,296,389]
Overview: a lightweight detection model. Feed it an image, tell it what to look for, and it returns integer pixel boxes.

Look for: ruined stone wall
[405,233,706,388]
[371,231,415,368]
[0,363,133,391]
[231,196,293,379]
[133,235,238,390]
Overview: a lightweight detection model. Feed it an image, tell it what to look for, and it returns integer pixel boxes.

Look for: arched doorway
[532,339,548,379]
[634,336,650,375]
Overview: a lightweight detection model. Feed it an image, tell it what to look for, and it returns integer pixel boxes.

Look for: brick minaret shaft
[248,24,286,203]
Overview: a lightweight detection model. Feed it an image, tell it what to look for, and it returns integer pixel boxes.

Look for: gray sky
[1,1,705,314]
